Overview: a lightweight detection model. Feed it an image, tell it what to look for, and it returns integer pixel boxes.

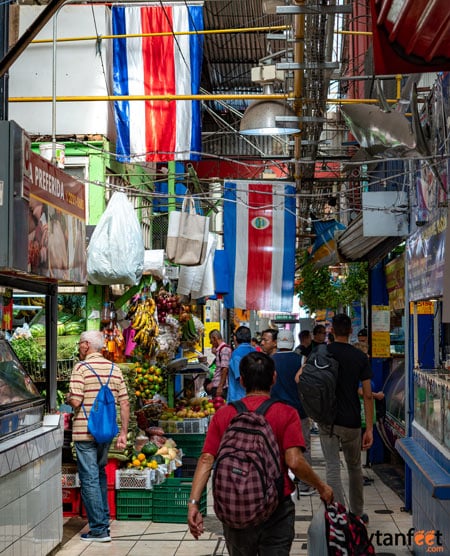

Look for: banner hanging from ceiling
[222,180,296,312]
[111,3,204,163]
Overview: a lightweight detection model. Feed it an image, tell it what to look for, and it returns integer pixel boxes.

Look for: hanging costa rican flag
[111,3,204,162]
[222,180,296,312]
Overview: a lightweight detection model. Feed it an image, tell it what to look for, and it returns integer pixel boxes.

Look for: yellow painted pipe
[8,94,402,104]
[30,25,291,44]
[31,25,372,44]
[29,26,371,45]
[293,0,305,183]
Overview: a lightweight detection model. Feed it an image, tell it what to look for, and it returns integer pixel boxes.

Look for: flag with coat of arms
[222,180,296,312]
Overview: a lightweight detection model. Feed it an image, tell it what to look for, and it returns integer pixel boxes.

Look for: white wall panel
[9,5,114,137]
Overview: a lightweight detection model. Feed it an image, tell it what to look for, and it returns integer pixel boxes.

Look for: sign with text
[371,305,390,358]
[24,150,87,283]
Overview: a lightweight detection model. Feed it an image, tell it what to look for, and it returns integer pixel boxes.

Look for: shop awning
[336,215,404,267]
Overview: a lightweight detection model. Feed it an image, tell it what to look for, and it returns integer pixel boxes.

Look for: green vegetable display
[10,337,44,363]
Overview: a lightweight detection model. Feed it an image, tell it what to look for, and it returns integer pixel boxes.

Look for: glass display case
[382,359,406,451]
[414,368,450,450]
[0,336,45,442]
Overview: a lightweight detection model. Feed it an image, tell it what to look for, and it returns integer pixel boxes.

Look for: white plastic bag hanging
[87,192,145,285]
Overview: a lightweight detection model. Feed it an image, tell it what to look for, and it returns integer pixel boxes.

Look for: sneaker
[80,532,111,542]
[299,486,316,496]
[360,513,369,525]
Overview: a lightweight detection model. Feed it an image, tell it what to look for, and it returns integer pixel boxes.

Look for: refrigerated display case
[0,336,45,441]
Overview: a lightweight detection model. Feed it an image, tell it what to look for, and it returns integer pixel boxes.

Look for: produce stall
[0,121,87,554]
[58,283,218,523]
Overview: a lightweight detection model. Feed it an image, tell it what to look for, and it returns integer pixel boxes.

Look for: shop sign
[24,151,87,283]
[372,305,390,358]
[385,255,405,310]
[406,214,446,302]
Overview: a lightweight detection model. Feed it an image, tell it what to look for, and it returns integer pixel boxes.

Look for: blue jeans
[319,424,364,516]
[222,497,295,555]
[75,440,110,536]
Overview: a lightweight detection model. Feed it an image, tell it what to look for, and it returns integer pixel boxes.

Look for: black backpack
[212,399,284,529]
[82,363,119,443]
[297,344,339,425]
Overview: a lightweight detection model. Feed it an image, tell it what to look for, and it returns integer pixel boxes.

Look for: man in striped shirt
[66,330,129,542]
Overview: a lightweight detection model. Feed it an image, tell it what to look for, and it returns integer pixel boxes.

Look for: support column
[0,1,9,120]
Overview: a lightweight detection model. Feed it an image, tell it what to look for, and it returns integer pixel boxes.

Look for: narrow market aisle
[55,435,413,555]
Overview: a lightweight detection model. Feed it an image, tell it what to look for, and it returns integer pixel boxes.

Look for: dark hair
[239,351,275,393]
[357,328,368,338]
[312,324,326,335]
[299,330,311,341]
[332,313,352,336]
[262,328,278,342]
[209,329,222,340]
[251,337,260,344]
[234,325,252,344]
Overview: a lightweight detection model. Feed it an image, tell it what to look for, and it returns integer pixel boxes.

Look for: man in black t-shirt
[319,314,373,523]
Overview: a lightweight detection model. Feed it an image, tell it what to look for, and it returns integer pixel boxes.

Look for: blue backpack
[82,363,119,443]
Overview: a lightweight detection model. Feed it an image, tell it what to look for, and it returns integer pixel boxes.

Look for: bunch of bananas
[181,315,198,342]
[129,296,159,354]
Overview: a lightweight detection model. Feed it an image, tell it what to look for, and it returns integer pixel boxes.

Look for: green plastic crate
[116,489,153,520]
[169,433,206,458]
[152,478,207,523]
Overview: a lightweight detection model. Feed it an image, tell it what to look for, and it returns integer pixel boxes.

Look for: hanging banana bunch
[181,314,198,342]
[129,295,159,356]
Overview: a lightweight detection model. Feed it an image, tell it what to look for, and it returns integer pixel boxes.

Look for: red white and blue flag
[112,4,204,162]
[223,180,296,312]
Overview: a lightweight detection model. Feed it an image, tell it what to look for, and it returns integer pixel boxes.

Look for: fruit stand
[59,284,218,523]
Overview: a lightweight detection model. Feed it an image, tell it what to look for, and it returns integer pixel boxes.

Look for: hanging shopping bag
[166,210,181,262]
[87,192,144,285]
[166,196,209,266]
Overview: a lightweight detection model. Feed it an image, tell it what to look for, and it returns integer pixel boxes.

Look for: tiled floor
[56,435,413,555]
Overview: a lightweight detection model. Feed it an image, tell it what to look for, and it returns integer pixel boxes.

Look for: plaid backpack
[325,502,375,555]
[212,398,284,529]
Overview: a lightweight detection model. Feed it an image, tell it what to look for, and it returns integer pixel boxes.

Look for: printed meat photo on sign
[48,210,69,280]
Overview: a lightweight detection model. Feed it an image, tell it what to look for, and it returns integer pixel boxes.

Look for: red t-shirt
[203,395,305,497]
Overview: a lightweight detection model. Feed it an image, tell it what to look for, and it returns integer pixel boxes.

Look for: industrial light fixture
[239,65,301,136]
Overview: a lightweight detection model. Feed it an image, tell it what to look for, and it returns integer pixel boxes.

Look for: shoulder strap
[230,400,247,414]
[81,362,115,418]
[216,343,230,355]
[231,398,280,416]
[81,361,114,387]
[255,398,279,416]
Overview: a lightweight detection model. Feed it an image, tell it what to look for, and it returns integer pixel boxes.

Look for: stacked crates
[152,478,207,523]
[61,464,80,517]
[115,478,207,523]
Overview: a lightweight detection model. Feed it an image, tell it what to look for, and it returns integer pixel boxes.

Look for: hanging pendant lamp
[240,83,301,136]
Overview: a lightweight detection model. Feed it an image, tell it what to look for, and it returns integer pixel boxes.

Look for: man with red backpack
[188,351,333,555]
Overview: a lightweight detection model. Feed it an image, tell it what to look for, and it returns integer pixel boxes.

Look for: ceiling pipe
[8,94,404,104]
[31,25,291,44]
[293,0,305,187]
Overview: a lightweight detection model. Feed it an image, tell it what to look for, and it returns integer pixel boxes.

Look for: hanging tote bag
[166,195,210,266]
